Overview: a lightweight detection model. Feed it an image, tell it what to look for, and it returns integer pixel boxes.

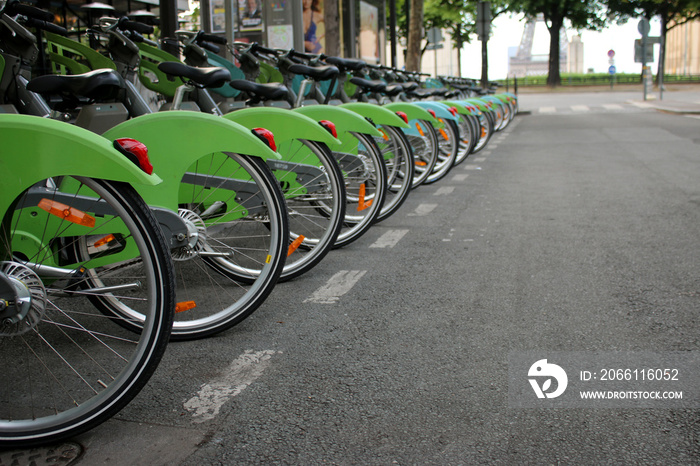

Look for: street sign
[608,65,616,75]
[634,39,655,63]
[427,27,443,45]
[638,18,650,36]
[607,49,615,58]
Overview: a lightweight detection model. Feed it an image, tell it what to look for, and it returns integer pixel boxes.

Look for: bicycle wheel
[90,152,288,340]
[453,113,477,166]
[423,118,459,185]
[403,119,439,188]
[332,131,387,248]
[0,177,174,447]
[471,111,494,154]
[374,125,413,223]
[272,139,345,281]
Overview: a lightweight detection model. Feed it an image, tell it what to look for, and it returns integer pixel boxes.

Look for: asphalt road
[5,92,699,465]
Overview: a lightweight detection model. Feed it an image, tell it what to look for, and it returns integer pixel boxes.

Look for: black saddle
[349,77,386,94]
[229,80,289,101]
[27,69,124,101]
[323,56,366,73]
[157,62,231,88]
[287,63,339,81]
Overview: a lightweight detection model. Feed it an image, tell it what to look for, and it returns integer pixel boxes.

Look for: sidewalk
[629,97,700,115]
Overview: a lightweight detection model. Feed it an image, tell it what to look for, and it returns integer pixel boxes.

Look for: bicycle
[0,112,175,447]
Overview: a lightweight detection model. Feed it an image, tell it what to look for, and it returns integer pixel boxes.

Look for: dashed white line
[540,107,556,113]
[630,101,654,108]
[452,173,469,182]
[369,229,408,248]
[463,165,482,170]
[184,349,280,423]
[304,270,367,304]
[571,105,590,112]
[603,104,623,110]
[407,203,437,216]
[434,186,455,196]
[472,157,486,162]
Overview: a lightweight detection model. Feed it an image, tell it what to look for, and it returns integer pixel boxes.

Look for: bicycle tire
[423,118,459,185]
[0,177,174,447]
[333,131,387,248]
[453,113,477,166]
[404,119,439,188]
[90,152,289,340]
[274,139,345,281]
[374,125,414,223]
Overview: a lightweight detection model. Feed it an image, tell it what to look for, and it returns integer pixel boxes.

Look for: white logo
[528,359,568,399]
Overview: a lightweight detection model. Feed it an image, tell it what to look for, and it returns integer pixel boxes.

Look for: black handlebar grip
[121,18,154,34]
[199,32,227,45]
[200,41,220,53]
[4,0,54,21]
[23,17,68,35]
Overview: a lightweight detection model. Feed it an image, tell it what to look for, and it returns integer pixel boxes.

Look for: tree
[508,0,607,87]
[406,0,425,71]
[607,0,700,83]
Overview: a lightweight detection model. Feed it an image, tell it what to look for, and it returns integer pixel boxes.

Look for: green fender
[223,107,340,146]
[340,102,409,129]
[0,114,160,216]
[103,111,279,210]
[443,100,482,117]
[383,102,442,128]
[293,105,382,138]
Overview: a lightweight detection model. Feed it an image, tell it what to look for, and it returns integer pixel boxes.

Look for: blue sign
[608,65,617,75]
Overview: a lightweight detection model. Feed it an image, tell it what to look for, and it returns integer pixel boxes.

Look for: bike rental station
[0,0,517,447]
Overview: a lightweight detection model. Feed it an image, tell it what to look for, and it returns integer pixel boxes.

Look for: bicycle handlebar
[23,16,68,35]
[120,17,154,35]
[4,0,53,21]
[198,32,226,45]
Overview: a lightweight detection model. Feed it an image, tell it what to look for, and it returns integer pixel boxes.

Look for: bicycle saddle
[157,62,231,88]
[287,63,339,81]
[27,68,124,101]
[229,79,289,101]
[322,56,366,73]
[348,77,386,93]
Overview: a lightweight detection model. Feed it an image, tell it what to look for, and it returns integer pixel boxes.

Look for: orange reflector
[415,123,425,137]
[93,234,116,248]
[415,160,427,167]
[175,301,197,313]
[38,199,95,228]
[357,184,373,211]
[481,127,487,138]
[379,128,389,141]
[287,235,306,256]
[437,119,449,140]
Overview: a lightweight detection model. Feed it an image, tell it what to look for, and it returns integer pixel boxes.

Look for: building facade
[664,19,700,75]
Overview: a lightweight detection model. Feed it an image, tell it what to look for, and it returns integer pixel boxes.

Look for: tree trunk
[481,38,488,88]
[546,16,563,88]
[325,0,340,57]
[656,13,668,86]
[456,33,462,78]
[405,0,424,72]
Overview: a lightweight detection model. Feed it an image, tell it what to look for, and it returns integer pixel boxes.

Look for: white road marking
[571,105,590,112]
[184,349,279,423]
[434,186,455,196]
[463,165,482,170]
[370,229,409,248]
[603,104,623,110]
[630,101,654,108]
[473,157,486,162]
[407,203,437,216]
[452,173,469,182]
[304,270,367,304]
[488,144,498,149]
[686,115,700,120]
[540,106,556,113]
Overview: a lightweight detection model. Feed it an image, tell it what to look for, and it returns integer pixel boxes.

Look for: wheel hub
[172,209,207,261]
[0,262,47,336]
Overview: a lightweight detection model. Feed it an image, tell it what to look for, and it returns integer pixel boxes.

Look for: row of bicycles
[0,0,516,447]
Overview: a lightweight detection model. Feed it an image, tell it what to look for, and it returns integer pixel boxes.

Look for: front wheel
[0,177,174,447]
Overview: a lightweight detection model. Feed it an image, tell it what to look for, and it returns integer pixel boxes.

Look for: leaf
[542,379,552,392]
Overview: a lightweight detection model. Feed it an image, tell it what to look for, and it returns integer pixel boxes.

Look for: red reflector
[427,109,436,119]
[395,111,408,124]
[448,107,458,116]
[319,120,338,138]
[252,127,277,152]
[113,138,153,175]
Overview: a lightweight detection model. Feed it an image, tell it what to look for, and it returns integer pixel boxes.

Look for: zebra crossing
[531,100,700,116]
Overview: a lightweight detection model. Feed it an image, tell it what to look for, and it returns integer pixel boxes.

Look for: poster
[210,0,228,33]
[303,0,324,54]
[239,0,263,31]
[359,0,378,63]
